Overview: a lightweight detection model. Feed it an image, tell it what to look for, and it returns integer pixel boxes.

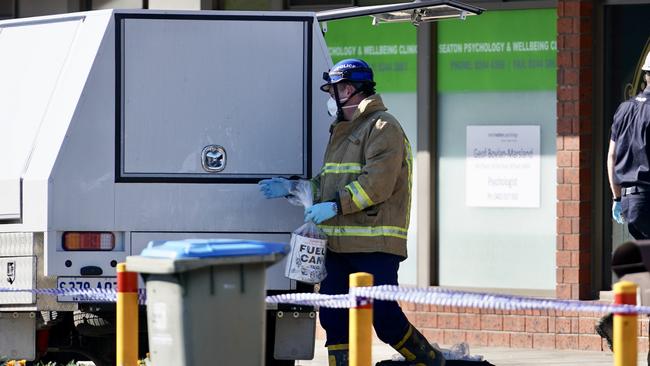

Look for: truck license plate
[56,276,117,302]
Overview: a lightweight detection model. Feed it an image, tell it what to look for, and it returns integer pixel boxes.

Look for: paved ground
[296,341,647,365]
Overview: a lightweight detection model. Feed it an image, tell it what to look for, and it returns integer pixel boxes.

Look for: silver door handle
[201,145,226,172]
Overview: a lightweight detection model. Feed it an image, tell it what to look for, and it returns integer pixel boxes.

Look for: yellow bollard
[116,263,139,366]
[613,281,637,366]
[349,272,373,366]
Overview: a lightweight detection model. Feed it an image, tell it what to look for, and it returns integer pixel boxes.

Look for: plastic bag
[391,342,484,362]
[284,180,328,284]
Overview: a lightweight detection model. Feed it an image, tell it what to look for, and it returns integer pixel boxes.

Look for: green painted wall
[438,9,557,92]
[323,17,416,93]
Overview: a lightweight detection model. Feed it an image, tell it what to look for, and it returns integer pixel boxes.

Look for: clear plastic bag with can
[284,180,327,284]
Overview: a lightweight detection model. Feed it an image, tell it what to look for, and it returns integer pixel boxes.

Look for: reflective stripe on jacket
[310,94,412,258]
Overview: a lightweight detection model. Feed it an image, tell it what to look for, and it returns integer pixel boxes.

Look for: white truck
[0,1,481,364]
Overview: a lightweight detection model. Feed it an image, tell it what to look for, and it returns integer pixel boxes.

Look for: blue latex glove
[304,202,338,224]
[258,177,292,199]
[612,201,624,224]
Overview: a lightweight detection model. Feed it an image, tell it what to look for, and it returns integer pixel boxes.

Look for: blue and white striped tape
[265,285,650,315]
[0,287,146,304]
[2,285,650,315]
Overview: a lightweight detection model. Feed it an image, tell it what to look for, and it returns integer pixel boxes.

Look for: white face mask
[327,85,356,118]
[327,97,338,117]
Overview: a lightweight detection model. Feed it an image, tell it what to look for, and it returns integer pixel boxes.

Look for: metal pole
[116,263,139,366]
[613,281,637,366]
[349,272,373,366]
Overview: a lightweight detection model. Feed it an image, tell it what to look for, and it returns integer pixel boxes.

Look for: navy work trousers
[319,250,410,347]
[622,192,650,239]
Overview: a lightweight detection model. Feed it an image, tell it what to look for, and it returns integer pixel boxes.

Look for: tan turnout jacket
[311,94,412,258]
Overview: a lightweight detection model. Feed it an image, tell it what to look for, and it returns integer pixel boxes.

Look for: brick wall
[556,0,595,300]
[315,307,649,353]
[403,304,649,353]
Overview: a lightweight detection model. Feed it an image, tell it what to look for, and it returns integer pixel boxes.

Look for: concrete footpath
[296,341,647,365]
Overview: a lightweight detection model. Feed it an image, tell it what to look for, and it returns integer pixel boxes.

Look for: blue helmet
[320,58,375,92]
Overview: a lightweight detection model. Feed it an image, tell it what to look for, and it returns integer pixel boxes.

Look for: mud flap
[273,309,316,360]
[0,313,36,360]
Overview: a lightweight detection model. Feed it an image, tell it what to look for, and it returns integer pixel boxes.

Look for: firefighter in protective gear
[259,58,444,366]
[317,58,444,366]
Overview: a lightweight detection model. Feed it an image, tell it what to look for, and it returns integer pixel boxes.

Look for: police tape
[1,285,650,315]
[265,285,650,314]
[0,287,146,304]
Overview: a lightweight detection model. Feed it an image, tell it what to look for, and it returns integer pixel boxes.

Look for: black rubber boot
[327,344,349,366]
[377,324,445,366]
[594,313,613,351]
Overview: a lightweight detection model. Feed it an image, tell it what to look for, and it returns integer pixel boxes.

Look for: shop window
[437,9,557,291]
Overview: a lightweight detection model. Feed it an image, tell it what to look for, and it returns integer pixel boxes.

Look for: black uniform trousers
[622,190,650,240]
[319,250,410,347]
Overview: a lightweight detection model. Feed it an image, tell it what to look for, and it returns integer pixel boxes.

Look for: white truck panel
[47,16,116,230]
[122,18,306,178]
[18,179,48,231]
[0,256,36,304]
[0,181,20,220]
[114,183,304,232]
[30,12,114,232]
[0,233,36,256]
[310,19,333,174]
[0,18,82,219]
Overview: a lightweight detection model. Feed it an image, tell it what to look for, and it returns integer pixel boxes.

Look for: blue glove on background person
[304,202,338,224]
[258,177,293,199]
[612,201,624,224]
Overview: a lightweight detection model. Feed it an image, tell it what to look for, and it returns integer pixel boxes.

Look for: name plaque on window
[466,125,540,208]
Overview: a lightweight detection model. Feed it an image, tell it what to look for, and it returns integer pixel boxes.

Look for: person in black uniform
[597,51,650,361]
[608,53,650,239]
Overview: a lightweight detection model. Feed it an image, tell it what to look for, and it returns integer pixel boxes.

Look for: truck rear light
[63,232,115,251]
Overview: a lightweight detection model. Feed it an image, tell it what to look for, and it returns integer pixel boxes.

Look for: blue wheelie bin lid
[140,239,289,260]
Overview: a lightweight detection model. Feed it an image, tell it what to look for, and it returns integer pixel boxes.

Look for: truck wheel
[73,310,114,337]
